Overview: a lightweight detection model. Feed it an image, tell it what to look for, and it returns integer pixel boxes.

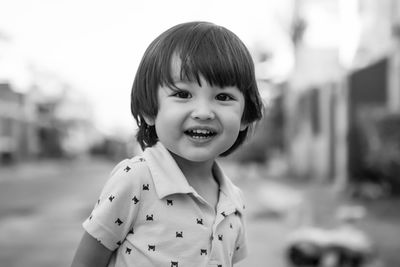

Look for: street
[0,158,114,267]
[0,158,296,267]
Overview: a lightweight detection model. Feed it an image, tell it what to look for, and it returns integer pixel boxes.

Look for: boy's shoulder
[108,156,152,184]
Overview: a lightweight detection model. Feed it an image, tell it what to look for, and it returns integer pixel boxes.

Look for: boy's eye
[216,93,234,101]
[172,90,191,99]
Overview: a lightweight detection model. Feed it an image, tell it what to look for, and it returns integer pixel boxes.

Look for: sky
[0,0,295,135]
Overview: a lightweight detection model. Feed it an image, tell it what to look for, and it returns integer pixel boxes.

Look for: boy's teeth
[186,129,215,138]
[192,129,211,134]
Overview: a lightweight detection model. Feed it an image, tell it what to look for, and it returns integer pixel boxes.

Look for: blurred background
[1,0,400,266]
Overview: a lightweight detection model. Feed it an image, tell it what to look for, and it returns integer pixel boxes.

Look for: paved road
[0,158,296,267]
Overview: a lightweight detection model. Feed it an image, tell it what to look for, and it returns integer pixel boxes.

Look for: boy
[71,21,263,267]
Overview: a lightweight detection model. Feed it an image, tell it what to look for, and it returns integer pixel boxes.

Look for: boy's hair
[131,21,263,156]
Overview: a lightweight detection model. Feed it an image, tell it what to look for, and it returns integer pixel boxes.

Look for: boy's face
[145,57,247,163]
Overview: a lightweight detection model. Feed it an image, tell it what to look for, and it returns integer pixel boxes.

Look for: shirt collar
[143,142,244,214]
[143,142,194,197]
[213,162,245,214]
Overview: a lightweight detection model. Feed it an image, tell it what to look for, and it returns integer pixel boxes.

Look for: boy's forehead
[170,55,182,80]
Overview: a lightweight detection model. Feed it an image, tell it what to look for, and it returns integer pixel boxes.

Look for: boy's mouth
[184,128,217,139]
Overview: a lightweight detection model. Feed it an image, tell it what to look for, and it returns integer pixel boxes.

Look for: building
[285,0,400,189]
[0,83,38,163]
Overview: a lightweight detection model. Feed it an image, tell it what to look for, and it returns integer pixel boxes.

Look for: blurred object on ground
[285,204,383,267]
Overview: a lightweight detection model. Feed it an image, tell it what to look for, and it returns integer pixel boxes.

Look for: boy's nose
[191,101,215,120]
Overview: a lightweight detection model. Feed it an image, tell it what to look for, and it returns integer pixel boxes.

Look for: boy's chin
[183,149,232,162]
[170,149,222,163]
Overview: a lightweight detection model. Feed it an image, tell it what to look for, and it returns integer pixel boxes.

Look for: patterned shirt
[83,142,247,267]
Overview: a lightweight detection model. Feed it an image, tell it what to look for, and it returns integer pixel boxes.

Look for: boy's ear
[143,115,155,126]
[240,121,249,131]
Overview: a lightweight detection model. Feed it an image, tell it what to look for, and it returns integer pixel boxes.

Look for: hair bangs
[160,24,255,92]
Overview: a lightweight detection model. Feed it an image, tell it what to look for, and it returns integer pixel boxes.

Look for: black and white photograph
[1,0,399,266]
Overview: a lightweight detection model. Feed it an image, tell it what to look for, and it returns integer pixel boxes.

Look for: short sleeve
[82,158,146,251]
[232,190,248,263]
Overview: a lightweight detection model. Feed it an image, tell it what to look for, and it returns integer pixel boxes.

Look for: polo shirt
[83,142,247,267]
